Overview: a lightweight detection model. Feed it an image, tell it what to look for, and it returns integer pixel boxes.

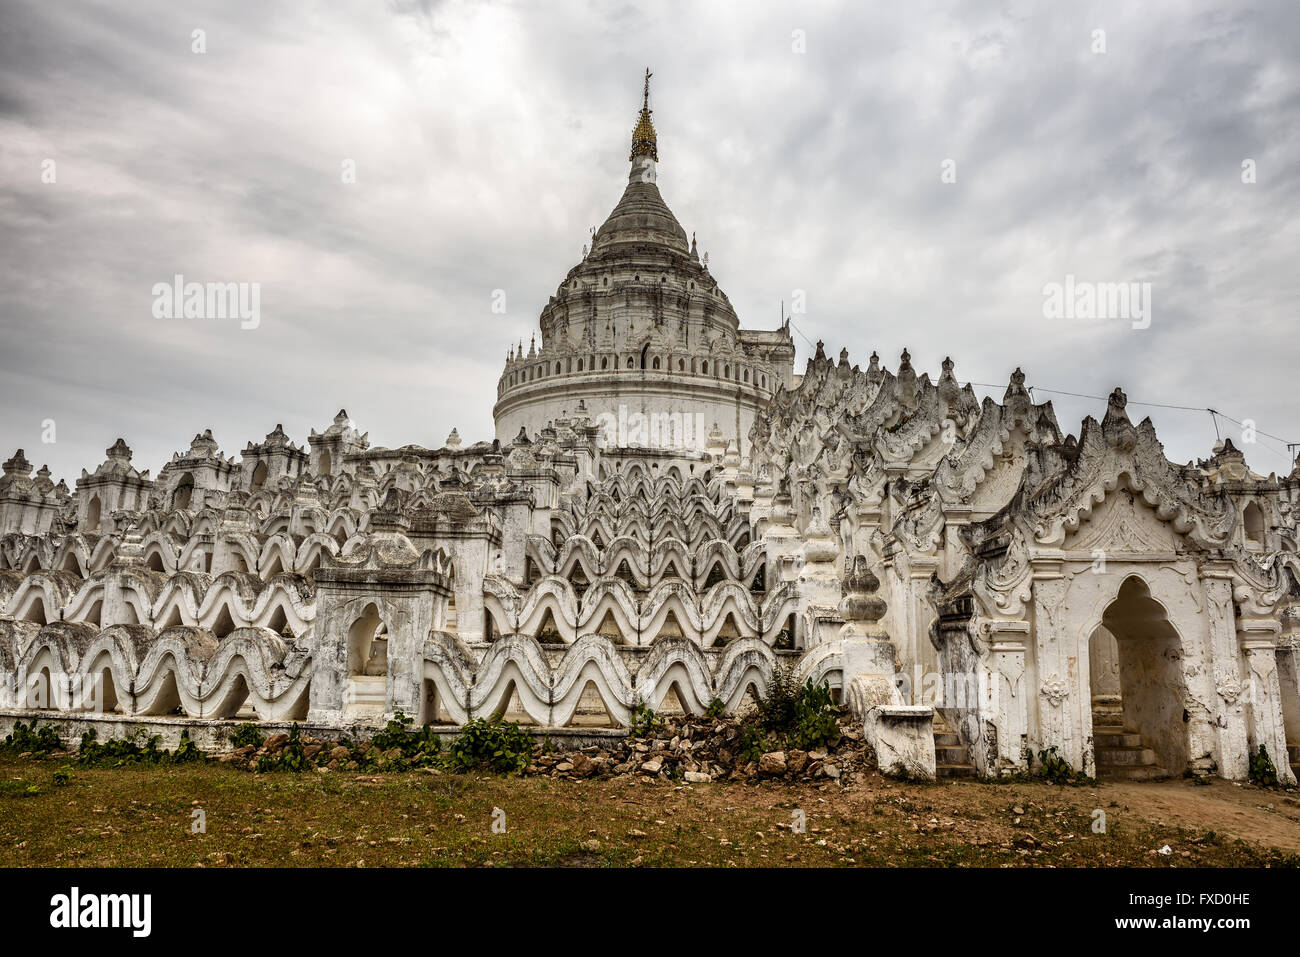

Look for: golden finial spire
[629,67,658,162]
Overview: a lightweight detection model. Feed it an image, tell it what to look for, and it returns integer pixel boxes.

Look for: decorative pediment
[1003,391,1235,550]
[1062,483,1183,556]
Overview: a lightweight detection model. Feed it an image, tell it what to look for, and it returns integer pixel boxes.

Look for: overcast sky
[2,0,1297,485]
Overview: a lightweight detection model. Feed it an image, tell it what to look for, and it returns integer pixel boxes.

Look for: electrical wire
[784,320,1296,469]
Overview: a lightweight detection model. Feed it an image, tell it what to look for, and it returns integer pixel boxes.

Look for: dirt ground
[3,754,1299,867]
[1098,778,1300,853]
[858,774,1300,857]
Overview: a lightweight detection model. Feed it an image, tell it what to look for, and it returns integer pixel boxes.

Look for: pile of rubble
[216,731,407,773]
[212,713,870,784]
[531,713,867,784]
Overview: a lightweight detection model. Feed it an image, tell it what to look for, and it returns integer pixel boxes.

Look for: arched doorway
[92,665,120,713]
[344,603,388,718]
[23,666,55,709]
[1243,502,1265,544]
[347,603,387,676]
[1088,576,1187,779]
[172,473,194,510]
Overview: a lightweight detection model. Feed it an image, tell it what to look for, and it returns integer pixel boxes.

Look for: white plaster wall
[494,373,770,457]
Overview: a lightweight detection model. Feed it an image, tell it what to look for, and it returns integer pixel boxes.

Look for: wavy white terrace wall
[1,336,1299,782]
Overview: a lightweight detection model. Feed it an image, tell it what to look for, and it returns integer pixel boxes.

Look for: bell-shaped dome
[590,67,689,258]
[492,68,797,458]
[591,176,690,255]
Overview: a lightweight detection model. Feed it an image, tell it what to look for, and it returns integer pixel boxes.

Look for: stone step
[1096,746,1158,767]
[935,746,969,763]
[1100,764,1169,782]
[932,714,970,771]
[936,763,977,779]
[1094,730,1144,748]
[1090,712,1167,778]
[1092,717,1138,731]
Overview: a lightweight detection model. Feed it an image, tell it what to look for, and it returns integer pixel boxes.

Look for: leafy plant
[172,731,205,764]
[1,721,63,756]
[446,718,532,774]
[255,723,308,772]
[790,680,839,750]
[1249,744,1278,786]
[628,705,663,739]
[78,729,162,766]
[758,665,800,732]
[370,712,418,752]
[281,724,308,771]
[704,698,727,719]
[229,723,265,750]
[0,781,42,798]
[408,725,443,764]
[51,767,72,787]
[756,666,840,750]
[366,712,441,768]
[1035,746,1087,785]
[737,723,770,764]
[77,729,207,767]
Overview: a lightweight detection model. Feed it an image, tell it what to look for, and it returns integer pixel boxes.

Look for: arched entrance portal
[1088,576,1188,779]
[343,602,388,719]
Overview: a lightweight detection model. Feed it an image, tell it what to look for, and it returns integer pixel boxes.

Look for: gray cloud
[2,0,1297,480]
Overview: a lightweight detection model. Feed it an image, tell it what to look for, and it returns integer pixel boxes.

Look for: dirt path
[1099,778,1300,853]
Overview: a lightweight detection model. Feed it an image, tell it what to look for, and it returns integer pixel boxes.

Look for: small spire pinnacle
[630,67,658,163]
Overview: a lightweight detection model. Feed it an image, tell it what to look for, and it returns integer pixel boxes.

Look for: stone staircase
[1092,711,1168,780]
[933,712,976,779]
